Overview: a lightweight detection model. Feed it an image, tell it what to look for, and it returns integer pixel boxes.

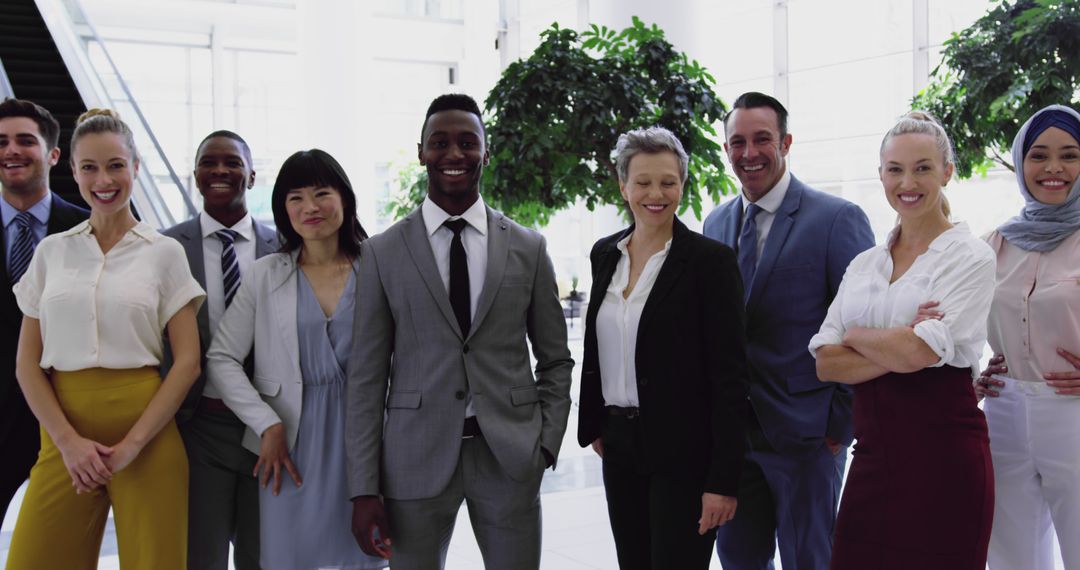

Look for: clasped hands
[56,433,141,494]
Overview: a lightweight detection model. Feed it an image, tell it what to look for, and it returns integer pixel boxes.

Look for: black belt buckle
[462,416,481,439]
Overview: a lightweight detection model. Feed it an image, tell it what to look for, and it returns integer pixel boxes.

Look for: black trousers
[0,392,40,522]
[601,414,716,570]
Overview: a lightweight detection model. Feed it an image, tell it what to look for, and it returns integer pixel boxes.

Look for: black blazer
[577,218,748,495]
[1,193,89,409]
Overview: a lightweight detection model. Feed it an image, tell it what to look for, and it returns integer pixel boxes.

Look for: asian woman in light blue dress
[207,149,385,570]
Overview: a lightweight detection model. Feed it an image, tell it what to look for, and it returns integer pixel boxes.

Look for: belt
[200,397,232,413]
[463,416,482,439]
[606,406,640,419]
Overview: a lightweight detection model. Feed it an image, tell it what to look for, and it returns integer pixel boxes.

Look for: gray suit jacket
[345,206,573,500]
[161,216,279,422]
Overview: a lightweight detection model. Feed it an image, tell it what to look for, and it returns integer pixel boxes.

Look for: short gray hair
[614,126,689,184]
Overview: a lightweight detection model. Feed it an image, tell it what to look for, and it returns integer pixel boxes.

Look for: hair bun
[903,110,942,126]
[76,108,121,126]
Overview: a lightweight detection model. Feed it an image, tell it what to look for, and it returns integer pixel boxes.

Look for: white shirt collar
[199,210,254,241]
[740,165,791,214]
[422,195,488,237]
[616,233,673,255]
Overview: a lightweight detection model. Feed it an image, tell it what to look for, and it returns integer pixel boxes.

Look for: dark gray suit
[0,193,87,522]
[162,216,277,570]
[346,206,573,569]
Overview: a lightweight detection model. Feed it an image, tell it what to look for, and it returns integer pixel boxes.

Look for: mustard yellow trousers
[5,367,187,570]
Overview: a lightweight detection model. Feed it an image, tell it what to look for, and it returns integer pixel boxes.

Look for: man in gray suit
[162,131,278,570]
[346,94,573,570]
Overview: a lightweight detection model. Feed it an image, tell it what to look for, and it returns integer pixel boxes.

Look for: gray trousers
[180,407,261,570]
[385,436,544,570]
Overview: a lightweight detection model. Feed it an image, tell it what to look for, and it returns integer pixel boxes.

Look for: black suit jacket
[577,218,749,495]
[1,193,89,410]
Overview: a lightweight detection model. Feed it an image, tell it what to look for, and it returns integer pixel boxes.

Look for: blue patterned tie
[9,211,37,285]
[216,229,241,307]
[737,203,761,300]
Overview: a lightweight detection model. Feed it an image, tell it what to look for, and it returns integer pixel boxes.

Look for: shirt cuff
[808,331,842,359]
[912,319,953,368]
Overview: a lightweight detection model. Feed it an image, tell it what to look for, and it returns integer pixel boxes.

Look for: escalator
[0,0,87,208]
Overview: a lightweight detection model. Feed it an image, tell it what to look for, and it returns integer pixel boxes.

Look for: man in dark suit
[162,131,277,570]
[0,98,89,521]
[703,92,875,570]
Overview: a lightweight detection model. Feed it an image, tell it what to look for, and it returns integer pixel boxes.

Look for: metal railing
[0,58,15,99]
[35,0,197,227]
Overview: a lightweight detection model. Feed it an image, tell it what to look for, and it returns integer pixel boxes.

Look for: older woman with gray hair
[576,126,749,569]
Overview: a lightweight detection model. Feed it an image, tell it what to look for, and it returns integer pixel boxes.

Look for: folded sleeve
[808,272,851,357]
[12,238,50,318]
[911,244,996,368]
[156,238,206,325]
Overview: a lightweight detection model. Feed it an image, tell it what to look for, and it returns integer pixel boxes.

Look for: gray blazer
[206,251,305,454]
[161,216,279,422]
[345,206,573,500]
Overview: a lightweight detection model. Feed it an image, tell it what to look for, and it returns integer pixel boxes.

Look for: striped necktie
[9,211,37,285]
[216,229,241,307]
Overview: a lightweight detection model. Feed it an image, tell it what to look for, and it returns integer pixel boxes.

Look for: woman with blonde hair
[7,109,204,568]
[810,111,995,569]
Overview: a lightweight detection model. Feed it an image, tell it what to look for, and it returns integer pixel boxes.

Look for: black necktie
[443,219,471,336]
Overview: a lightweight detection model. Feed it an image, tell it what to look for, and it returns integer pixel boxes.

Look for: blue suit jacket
[703,175,874,456]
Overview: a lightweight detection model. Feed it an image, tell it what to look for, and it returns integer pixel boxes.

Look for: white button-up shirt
[809,222,996,374]
[421,196,487,417]
[596,234,672,407]
[199,211,256,398]
[740,167,791,261]
[14,220,205,371]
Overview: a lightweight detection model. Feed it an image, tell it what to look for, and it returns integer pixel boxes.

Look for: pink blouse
[986,229,1080,383]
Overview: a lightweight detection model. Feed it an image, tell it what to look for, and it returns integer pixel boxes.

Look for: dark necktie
[443,219,471,337]
[216,229,241,307]
[737,203,762,300]
[9,211,37,285]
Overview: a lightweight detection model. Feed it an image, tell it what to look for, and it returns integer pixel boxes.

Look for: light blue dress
[259,267,386,570]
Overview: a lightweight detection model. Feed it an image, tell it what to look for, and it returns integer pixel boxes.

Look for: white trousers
[985,376,1080,570]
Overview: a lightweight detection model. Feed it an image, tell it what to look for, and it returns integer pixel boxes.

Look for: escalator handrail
[0,58,15,99]
[60,0,197,222]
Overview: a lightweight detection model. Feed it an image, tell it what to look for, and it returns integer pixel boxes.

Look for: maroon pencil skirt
[830,365,993,570]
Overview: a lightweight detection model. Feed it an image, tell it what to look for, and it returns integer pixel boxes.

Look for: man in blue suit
[703,92,874,570]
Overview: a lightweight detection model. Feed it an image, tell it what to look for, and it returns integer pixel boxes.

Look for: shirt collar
[740,166,791,215]
[68,219,157,242]
[199,210,254,241]
[885,221,970,252]
[615,232,673,255]
[1,191,52,228]
[422,195,488,237]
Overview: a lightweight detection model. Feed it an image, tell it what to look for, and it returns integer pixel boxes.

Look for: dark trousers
[180,407,261,570]
[601,414,716,570]
[715,423,845,570]
[0,393,39,523]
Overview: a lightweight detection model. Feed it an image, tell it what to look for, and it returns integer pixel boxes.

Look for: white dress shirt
[740,167,791,261]
[596,234,672,407]
[14,220,205,371]
[421,196,488,417]
[808,222,996,373]
[200,211,256,398]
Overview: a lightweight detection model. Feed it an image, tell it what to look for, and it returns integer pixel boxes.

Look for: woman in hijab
[977,104,1080,570]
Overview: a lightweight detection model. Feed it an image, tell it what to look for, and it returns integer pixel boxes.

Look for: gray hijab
[997,104,1080,252]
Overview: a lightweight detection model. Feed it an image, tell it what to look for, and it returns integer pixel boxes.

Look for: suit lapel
[746,178,804,312]
[174,218,210,343]
[253,221,278,258]
[638,219,690,336]
[469,207,509,340]
[270,252,301,379]
[723,199,741,247]
[401,210,463,340]
[585,228,631,329]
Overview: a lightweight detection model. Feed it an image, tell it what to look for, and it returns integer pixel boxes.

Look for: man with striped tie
[0,98,89,523]
[162,131,278,570]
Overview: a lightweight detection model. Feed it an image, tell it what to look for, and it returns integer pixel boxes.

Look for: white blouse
[808,222,996,373]
[596,234,671,407]
[14,220,205,371]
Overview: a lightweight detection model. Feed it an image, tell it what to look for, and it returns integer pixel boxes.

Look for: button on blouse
[986,229,1080,383]
[809,222,996,374]
[596,235,672,407]
[13,220,205,371]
